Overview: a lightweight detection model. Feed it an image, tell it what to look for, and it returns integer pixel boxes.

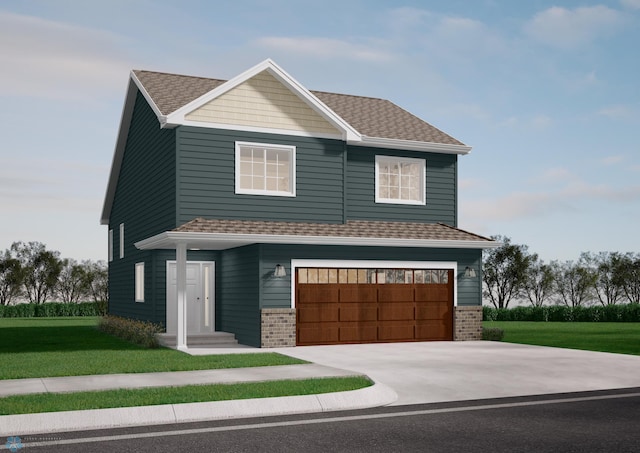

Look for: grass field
[0,377,372,415]
[0,317,306,379]
[484,321,640,356]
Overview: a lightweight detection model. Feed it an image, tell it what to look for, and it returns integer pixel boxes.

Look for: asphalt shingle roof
[174,218,492,243]
[132,70,464,146]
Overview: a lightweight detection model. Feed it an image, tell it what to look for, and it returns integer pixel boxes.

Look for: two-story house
[101,59,497,350]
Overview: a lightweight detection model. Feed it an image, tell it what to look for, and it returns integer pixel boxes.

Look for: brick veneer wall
[454,306,483,341]
[261,308,296,347]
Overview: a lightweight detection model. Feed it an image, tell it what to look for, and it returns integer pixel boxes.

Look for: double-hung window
[235,142,296,197]
[375,156,426,205]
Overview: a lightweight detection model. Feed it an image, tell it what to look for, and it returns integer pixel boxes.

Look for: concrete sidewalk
[0,363,397,436]
[3,341,640,436]
[0,364,361,397]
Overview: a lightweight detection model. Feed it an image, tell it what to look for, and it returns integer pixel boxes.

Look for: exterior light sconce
[464,266,477,278]
[273,264,287,278]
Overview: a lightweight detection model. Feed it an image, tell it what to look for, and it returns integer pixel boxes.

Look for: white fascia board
[163,59,361,141]
[100,78,139,225]
[353,136,472,155]
[135,231,500,251]
[263,60,361,141]
[130,70,165,124]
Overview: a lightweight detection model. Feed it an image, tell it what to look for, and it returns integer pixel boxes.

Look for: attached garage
[296,267,454,346]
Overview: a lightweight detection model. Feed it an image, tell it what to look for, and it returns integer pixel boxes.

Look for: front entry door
[166,261,215,335]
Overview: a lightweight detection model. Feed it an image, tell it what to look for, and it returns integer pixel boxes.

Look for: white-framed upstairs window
[119,223,125,259]
[375,155,426,205]
[135,262,145,302]
[235,141,296,197]
[108,229,113,262]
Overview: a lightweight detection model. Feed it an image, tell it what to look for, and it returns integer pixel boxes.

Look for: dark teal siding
[176,128,344,224]
[108,90,176,322]
[346,146,457,225]
[219,245,261,347]
[258,244,482,310]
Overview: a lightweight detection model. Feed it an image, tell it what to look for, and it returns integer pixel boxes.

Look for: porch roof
[135,218,499,251]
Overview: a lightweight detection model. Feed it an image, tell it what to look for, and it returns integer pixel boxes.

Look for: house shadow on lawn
[0,323,143,354]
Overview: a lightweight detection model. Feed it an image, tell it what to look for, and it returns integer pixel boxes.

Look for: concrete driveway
[273,341,640,405]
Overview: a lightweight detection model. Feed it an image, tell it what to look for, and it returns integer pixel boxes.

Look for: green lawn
[0,317,306,379]
[484,321,640,355]
[0,377,372,415]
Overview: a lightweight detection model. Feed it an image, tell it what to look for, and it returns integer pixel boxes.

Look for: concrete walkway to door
[272,341,640,405]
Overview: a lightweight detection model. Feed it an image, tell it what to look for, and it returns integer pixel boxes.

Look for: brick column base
[454,306,483,341]
[261,308,296,348]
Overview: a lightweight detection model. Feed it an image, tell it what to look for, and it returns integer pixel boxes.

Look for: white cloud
[621,0,640,9]
[459,178,488,191]
[465,182,640,223]
[524,6,624,49]
[254,36,393,62]
[541,167,573,182]
[496,114,553,131]
[601,155,625,165]
[0,11,134,100]
[598,104,635,119]
[0,158,107,213]
[440,103,492,121]
[531,114,552,130]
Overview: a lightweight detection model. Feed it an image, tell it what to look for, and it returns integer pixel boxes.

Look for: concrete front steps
[157,332,239,348]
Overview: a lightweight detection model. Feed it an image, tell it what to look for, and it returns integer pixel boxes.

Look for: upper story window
[375,155,426,205]
[235,142,296,197]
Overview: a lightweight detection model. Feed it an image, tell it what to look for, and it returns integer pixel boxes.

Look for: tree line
[0,241,107,306]
[483,236,640,309]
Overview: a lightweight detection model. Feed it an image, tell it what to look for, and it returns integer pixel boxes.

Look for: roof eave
[135,231,500,251]
[352,136,472,155]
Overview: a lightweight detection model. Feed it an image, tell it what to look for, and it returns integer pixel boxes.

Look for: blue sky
[1,0,639,263]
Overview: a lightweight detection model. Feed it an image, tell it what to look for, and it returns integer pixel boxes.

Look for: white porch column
[176,242,188,351]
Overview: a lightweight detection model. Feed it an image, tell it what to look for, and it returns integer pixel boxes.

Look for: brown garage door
[296,268,453,346]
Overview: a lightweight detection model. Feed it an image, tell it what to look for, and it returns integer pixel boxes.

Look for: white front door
[166,261,215,334]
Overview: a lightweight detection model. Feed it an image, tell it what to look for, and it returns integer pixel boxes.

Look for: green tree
[483,236,533,309]
[522,257,555,307]
[57,258,90,303]
[0,249,23,305]
[617,252,640,303]
[83,260,108,302]
[551,260,597,307]
[11,241,62,304]
[581,251,625,306]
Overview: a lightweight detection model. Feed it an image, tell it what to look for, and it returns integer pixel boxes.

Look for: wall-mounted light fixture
[464,266,477,278]
[273,264,287,278]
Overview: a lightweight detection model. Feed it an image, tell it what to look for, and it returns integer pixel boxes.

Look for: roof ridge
[133,69,389,102]
[311,89,389,103]
[133,69,227,84]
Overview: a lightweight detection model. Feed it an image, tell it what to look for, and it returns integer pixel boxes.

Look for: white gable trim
[164,59,361,141]
[130,70,165,122]
[101,77,139,225]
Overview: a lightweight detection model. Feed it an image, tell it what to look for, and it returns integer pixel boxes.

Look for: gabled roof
[102,59,472,224]
[135,218,498,251]
[132,67,465,147]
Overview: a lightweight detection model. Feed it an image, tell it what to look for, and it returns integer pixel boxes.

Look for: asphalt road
[12,388,640,453]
